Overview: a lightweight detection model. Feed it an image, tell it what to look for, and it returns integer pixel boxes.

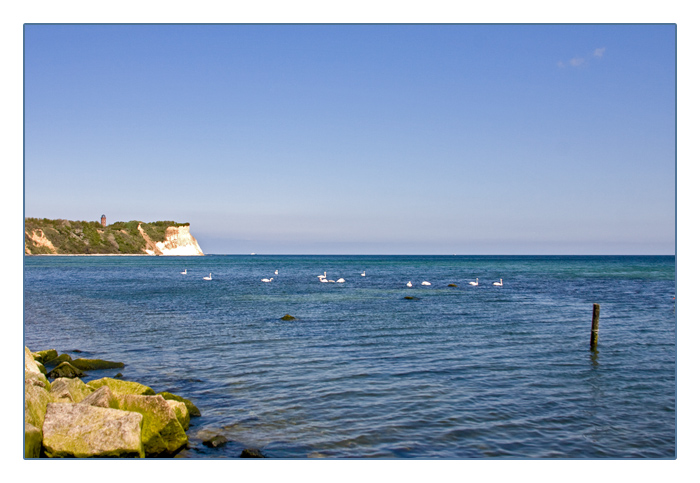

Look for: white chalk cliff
[139,224,204,256]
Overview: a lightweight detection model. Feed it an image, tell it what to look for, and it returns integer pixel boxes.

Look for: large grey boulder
[42,403,144,458]
[116,394,188,457]
[80,385,119,409]
[50,377,94,403]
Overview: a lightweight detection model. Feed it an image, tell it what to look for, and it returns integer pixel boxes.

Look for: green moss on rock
[42,403,144,458]
[71,358,125,370]
[47,362,86,379]
[280,314,296,321]
[50,377,94,403]
[25,422,43,458]
[87,377,155,396]
[166,400,190,431]
[157,391,201,417]
[32,349,58,365]
[116,394,188,457]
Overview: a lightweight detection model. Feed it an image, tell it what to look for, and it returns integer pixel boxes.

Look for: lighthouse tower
[101,214,106,227]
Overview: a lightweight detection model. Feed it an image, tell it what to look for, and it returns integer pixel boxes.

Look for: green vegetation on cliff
[25,218,190,255]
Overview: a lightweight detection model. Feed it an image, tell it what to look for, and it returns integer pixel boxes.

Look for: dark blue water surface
[23,255,676,458]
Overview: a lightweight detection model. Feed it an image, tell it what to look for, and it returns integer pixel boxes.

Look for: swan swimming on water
[361,271,366,277]
[493,279,503,286]
[261,278,273,282]
[469,278,479,286]
[407,281,413,287]
[180,269,187,275]
[203,273,212,280]
[274,270,279,275]
[318,272,327,280]
[421,281,431,286]
[337,278,345,283]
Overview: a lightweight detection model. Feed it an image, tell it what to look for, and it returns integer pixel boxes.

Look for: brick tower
[101,214,106,227]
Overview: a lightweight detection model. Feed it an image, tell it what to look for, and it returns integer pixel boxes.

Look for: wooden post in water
[590,303,600,350]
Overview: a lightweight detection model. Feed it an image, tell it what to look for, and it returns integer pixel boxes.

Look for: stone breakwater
[24,347,200,458]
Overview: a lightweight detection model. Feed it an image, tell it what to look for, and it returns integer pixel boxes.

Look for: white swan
[361,271,366,277]
[261,278,273,282]
[337,278,345,283]
[203,273,212,280]
[317,272,327,280]
[320,278,329,283]
[274,270,279,275]
[469,278,479,286]
[421,281,431,286]
[180,269,187,275]
[493,279,503,286]
[407,281,413,287]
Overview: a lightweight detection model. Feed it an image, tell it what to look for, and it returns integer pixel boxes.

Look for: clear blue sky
[23,24,676,254]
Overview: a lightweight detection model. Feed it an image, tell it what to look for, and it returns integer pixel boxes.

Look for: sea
[23,255,676,459]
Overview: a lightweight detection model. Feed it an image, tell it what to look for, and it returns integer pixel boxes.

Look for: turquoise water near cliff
[23,255,676,458]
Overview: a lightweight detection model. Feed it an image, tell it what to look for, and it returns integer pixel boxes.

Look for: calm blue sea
[23,255,676,458]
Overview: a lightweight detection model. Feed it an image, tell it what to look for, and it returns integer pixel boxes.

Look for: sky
[23,23,676,254]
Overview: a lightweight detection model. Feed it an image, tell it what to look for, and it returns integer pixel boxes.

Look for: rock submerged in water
[203,434,228,448]
[448,283,458,287]
[241,448,265,458]
[71,358,125,370]
[280,314,296,321]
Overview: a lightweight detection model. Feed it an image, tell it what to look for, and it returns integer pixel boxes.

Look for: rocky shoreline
[24,346,202,458]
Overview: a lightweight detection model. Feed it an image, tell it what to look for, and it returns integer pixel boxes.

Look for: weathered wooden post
[590,303,600,350]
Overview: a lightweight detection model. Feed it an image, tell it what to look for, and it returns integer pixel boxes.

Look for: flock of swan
[183,269,503,286]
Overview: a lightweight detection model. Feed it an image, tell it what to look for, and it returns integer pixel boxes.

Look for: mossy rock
[36,361,47,375]
[157,391,201,417]
[50,377,94,403]
[25,380,51,429]
[166,400,190,431]
[116,394,188,457]
[80,385,120,409]
[404,296,417,300]
[448,284,458,287]
[71,358,125,370]
[45,353,73,368]
[32,349,58,364]
[42,403,144,458]
[280,314,296,321]
[25,422,43,458]
[47,362,86,379]
[87,377,155,396]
